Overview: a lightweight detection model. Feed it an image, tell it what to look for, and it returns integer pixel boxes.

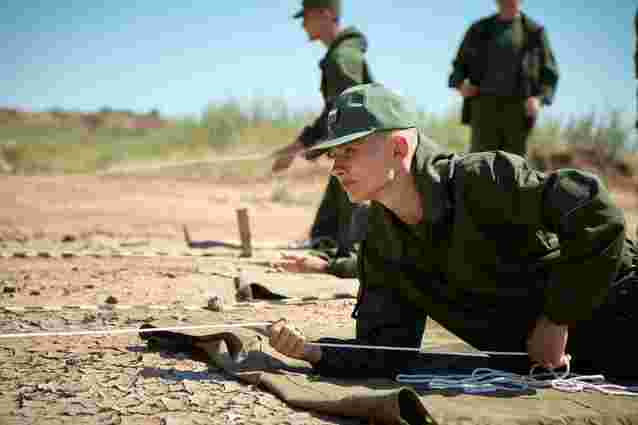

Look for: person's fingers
[554,353,570,369]
[269,319,287,346]
[280,253,302,261]
[528,348,566,370]
[526,341,547,367]
[283,326,305,356]
[279,328,298,354]
[279,262,302,273]
[290,335,306,358]
[278,325,303,356]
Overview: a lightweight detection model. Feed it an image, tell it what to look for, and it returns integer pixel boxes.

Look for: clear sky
[2,1,636,124]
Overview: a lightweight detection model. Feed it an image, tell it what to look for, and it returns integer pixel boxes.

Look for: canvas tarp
[139,323,638,425]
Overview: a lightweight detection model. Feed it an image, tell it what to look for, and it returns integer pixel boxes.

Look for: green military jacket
[448,13,559,124]
[358,141,631,348]
[298,27,374,148]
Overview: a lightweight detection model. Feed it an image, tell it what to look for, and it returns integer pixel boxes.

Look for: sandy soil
[1,157,637,424]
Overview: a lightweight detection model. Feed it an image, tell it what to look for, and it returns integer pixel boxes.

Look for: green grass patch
[1,99,635,176]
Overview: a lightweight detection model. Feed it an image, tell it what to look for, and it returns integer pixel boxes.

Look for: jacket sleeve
[448,23,480,89]
[299,48,368,148]
[460,152,625,326]
[297,110,329,148]
[326,254,358,278]
[537,28,559,106]
[312,283,426,378]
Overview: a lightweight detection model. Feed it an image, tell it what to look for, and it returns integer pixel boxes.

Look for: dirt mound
[0,106,170,130]
[530,144,638,191]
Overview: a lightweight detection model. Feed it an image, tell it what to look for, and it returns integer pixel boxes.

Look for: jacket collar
[411,133,456,225]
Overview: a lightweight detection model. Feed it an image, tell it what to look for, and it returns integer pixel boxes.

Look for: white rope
[0,322,527,357]
[3,323,637,396]
[0,324,527,357]
[397,368,541,394]
[0,322,273,339]
[397,358,638,396]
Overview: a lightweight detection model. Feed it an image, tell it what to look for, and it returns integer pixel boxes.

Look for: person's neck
[375,172,423,225]
[320,24,342,47]
[498,8,521,21]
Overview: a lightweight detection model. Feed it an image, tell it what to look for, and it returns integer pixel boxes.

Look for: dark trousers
[310,175,369,256]
[565,271,638,379]
[469,96,533,157]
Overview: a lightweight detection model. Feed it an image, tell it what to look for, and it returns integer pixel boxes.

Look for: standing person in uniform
[267,83,638,381]
[271,0,373,265]
[448,0,559,156]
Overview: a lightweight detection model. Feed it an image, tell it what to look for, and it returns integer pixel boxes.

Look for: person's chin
[345,189,367,204]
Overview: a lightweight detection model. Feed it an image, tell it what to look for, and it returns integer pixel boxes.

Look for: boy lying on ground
[266,83,638,380]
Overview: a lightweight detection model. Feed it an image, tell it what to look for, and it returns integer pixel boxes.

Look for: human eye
[344,146,356,158]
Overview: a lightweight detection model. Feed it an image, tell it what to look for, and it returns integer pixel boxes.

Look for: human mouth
[340,179,356,189]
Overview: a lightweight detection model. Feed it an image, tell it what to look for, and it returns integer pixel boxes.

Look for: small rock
[65,357,81,367]
[160,417,187,425]
[97,413,122,425]
[206,294,224,312]
[234,274,253,302]
[71,267,79,272]
[161,272,177,279]
[61,235,76,243]
[82,313,97,323]
[2,285,16,294]
[84,284,95,289]
[28,290,40,296]
[105,295,118,305]
[63,288,71,296]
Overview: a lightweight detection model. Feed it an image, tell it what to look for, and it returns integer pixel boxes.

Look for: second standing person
[272,0,373,277]
[449,0,559,156]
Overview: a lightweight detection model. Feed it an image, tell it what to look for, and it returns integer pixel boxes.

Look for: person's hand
[272,153,296,173]
[272,253,329,274]
[526,96,541,117]
[271,141,304,173]
[527,315,569,369]
[458,82,479,98]
[269,319,322,363]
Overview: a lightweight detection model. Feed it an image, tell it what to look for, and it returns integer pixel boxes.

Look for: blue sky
[2,1,636,125]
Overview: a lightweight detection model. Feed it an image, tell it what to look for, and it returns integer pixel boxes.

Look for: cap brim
[306,129,376,154]
[293,9,304,18]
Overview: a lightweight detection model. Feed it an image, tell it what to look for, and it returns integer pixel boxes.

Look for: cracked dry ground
[0,300,365,425]
[2,170,638,425]
[0,172,371,424]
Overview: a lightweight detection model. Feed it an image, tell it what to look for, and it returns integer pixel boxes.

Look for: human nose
[330,159,347,178]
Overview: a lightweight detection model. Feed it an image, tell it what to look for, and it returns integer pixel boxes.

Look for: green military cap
[293,0,341,19]
[308,83,418,153]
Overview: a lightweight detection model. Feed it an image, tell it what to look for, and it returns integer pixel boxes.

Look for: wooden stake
[236,208,252,258]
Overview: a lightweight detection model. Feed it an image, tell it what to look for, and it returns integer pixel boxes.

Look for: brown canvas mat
[140,323,638,425]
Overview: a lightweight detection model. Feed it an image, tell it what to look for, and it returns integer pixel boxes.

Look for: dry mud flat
[0,250,465,425]
[0,300,368,425]
[2,167,638,424]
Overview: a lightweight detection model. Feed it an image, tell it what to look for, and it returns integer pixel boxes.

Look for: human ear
[392,135,409,160]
